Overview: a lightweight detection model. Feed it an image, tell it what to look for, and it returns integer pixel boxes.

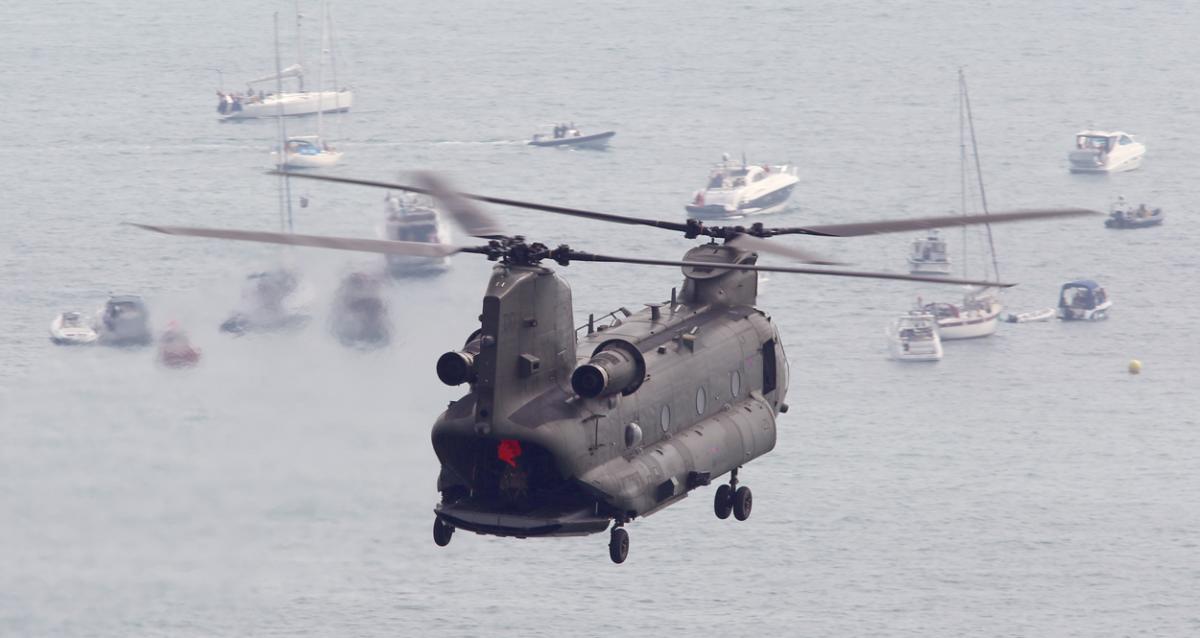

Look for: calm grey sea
[3,1,1199,635]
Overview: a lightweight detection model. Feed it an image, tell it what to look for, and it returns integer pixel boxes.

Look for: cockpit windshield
[1076,135,1112,151]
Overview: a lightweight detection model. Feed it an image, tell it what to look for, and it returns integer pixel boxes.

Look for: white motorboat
[382,192,452,277]
[907,230,951,275]
[271,135,343,168]
[1002,308,1055,323]
[885,312,943,361]
[49,311,98,345]
[685,154,799,219]
[1068,130,1145,173]
[529,124,615,149]
[1057,280,1111,321]
[922,287,1002,340]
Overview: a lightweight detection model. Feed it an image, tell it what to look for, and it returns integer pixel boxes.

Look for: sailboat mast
[959,68,999,282]
[274,12,295,233]
[959,75,968,280]
[315,0,326,140]
[294,1,305,92]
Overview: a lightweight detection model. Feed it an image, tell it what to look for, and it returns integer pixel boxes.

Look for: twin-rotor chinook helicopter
[135,172,1094,563]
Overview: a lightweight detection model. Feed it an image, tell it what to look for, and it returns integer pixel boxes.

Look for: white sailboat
[271,1,344,168]
[920,69,1003,341]
[216,4,353,120]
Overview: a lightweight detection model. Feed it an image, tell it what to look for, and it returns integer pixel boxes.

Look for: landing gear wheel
[609,527,629,564]
[714,484,733,519]
[733,486,753,521]
[433,517,454,547]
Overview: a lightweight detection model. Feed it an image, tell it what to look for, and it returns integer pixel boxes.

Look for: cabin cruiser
[271,135,342,168]
[216,65,353,120]
[885,312,943,361]
[528,123,615,149]
[1057,280,1111,321]
[1105,196,1163,229]
[685,154,799,219]
[382,193,451,277]
[329,272,390,348]
[158,323,201,368]
[94,295,152,347]
[920,287,1002,340]
[1068,130,1145,173]
[907,230,951,275]
[221,269,311,335]
[49,311,98,345]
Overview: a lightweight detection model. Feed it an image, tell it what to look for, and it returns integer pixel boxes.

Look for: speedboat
[885,312,943,361]
[382,193,452,277]
[158,323,201,368]
[907,230,951,275]
[271,135,343,168]
[1105,196,1163,229]
[685,154,798,219]
[528,124,615,149]
[1057,280,1111,321]
[329,272,390,348]
[921,288,1002,340]
[221,269,311,335]
[94,295,152,347]
[49,311,98,345]
[1068,130,1145,173]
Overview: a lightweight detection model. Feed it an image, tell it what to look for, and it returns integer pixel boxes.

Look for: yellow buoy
[1128,359,1142,375]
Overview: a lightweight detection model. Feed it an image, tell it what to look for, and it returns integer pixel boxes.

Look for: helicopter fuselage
[431,244,789,538]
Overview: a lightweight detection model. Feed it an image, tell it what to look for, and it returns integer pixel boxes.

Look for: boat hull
[528,131,615,149]
[907,259,951,275]
[1058,300,1111,321]
[1105,212,1163,229]
[1069,149,1145,173]
[219,90,354,119]
[273,149,343,168]
[685,183,796,219]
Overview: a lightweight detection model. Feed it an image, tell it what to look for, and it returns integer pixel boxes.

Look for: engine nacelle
[571,340,645,399]
[437,331,484,386]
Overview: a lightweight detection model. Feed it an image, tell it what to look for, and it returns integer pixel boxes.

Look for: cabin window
[695,387,706,415]
[762,339,777,395]
[660,405,671,432]
[1119,135,1132,145]
[730,370,741,397]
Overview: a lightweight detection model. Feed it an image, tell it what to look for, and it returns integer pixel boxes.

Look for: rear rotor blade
[567,250,1014,287]
[128,223,474,258]
[769,208,1099,238]
[726,234,844,266]
[273,170,692,234]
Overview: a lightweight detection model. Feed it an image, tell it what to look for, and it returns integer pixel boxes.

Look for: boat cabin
[1074,130,1135,154]
[284,136,326,156]
[910,231,947,262]
[105,295,147,320]
[896,314,937,342]
[1058,280,1110,321]
[706,164,776,190]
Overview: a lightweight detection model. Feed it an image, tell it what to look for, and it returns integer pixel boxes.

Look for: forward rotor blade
[567,251,1014,287]
[272,170,692,234]
[128,223,474,258]
[411,172,506,239]
[771,208,1099,238]
[726,234,844,266]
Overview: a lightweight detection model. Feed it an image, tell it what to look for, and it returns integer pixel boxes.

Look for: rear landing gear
[714,468,752,522]
[433,517,454,547]
[609,525,629,564]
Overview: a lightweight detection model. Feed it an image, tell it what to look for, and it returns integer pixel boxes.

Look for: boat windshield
[1076,135,1112,151]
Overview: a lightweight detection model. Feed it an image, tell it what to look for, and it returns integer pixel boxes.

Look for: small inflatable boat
[49,311,98,345]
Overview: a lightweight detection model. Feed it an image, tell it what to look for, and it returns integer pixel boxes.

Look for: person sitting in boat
[1136,204,1149,218]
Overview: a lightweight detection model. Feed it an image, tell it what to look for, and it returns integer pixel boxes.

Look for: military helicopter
[133,172,1094,563]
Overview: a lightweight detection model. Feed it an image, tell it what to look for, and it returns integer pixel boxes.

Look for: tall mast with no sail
[274,12,294,233]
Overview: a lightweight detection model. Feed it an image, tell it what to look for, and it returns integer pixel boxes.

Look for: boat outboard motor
[571,341,645,399]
